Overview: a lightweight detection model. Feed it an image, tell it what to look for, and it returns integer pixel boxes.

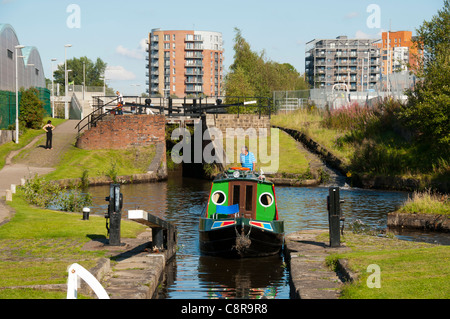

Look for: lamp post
[14,45,25,144]
[51,58,57,118]
[64,44,72,119]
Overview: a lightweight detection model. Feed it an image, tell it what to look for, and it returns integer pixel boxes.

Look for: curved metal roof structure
[0,23,46,92]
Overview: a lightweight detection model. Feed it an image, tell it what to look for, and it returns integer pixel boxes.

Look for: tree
[400,1,450,158]
[225,28,308,103]
[53,56,108,92]
[19,87,44,129]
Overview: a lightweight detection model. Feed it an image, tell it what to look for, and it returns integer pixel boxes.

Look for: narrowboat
[199,167,284,258]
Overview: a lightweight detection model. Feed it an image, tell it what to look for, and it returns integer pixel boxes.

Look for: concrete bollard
[5,189,12,202]
[10,184,16,194]
[20,178,26,186]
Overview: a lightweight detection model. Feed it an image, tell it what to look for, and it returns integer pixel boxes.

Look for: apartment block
[374,31,422,75]
[147,29,224,97]
[305,36,382,92]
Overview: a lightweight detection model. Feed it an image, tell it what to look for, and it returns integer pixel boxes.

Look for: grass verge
[326,232,450,299]
[0,191,147,298]
[223,128,310,175]
[44,145,156,181]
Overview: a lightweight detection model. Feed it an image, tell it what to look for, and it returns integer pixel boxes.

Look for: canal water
[87,171,447,299]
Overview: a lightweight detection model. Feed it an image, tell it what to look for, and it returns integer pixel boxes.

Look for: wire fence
[0,88,51,129]
[273,73,418,112]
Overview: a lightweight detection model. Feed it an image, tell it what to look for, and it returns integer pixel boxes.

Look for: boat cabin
[205,169,278,222]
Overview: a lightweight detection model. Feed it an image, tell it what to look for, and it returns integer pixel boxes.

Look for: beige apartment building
[147,29,224,98]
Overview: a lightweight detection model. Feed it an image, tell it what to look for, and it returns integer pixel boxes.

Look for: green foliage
[19,87,44,129]
[21,174,92,212]
[53,56,108,93]
[400,1,450,159]
[225,28,308,104]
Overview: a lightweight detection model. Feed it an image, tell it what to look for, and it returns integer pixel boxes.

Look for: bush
[19,87,45,129]
[21,174,92,212]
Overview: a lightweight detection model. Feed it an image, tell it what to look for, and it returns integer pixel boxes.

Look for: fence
[273,73,417,112]
[0,87,51,129]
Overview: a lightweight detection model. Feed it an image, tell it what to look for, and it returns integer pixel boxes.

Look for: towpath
[0,120,79,224]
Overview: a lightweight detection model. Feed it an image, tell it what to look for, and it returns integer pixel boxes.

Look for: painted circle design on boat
[259,192,274,207]
[212,190,227,205]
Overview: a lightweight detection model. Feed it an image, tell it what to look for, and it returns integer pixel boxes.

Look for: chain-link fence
[0,87,51,129]
[273,73,417,112]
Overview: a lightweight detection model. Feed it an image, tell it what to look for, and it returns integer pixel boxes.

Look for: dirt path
[13,120,79,168]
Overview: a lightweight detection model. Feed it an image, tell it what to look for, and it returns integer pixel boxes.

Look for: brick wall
[76,114,166,150]
[206,114,271,137]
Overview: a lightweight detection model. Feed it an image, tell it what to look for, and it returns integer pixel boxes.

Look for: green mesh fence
[0,88,51,129]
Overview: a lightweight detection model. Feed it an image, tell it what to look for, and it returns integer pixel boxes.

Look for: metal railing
[74,95,273,134]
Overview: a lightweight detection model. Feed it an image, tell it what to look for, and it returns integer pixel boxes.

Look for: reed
[398,189,450,216]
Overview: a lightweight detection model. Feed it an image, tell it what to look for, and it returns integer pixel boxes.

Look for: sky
[0,0,444,95]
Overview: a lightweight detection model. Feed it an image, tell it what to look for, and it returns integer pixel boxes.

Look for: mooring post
[105,184,123,246]
[327,187,344,248]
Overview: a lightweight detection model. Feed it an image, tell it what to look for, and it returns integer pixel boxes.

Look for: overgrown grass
[0,191,147,298]
[398,189,450,216]
[327,233,450,299]
[271,101,450,181]
[271,108,354,165]
[0,117,66,170]
[44,145,155,181]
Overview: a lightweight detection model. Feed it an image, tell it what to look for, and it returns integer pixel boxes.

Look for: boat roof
[213,168,273,185]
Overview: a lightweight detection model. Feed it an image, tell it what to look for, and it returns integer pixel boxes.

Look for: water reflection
[87,175,447,299]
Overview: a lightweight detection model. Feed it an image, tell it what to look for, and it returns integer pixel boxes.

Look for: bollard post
[105,184,123,246]
[327,187,344,248]
[82,207,90,220]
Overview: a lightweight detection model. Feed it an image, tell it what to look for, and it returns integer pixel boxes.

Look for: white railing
[67,263,109,299]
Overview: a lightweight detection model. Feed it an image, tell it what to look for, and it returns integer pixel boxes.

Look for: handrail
[74,95,273,134]
[67,263,109,299]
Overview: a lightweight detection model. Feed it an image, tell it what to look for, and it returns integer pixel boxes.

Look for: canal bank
[284,229,350,299]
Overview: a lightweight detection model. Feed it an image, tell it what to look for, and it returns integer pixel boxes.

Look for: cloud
[344,12,360,19]
[355,30,381,40]
[116,45,144,60]
[115,38,147,60]
[105,66,136,81]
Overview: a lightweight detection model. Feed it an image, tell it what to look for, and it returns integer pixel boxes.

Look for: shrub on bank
[398,189,450,216]
[21,174,92,212]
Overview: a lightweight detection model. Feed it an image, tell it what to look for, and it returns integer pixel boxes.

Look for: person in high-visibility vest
[116,91,123,115]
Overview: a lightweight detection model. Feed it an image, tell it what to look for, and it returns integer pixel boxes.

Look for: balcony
[185,44,203,50]
[185,52,203,59]
[185,70,204,76]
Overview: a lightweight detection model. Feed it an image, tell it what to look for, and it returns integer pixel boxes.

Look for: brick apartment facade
[374,31,422,75]
[147,29,224,98]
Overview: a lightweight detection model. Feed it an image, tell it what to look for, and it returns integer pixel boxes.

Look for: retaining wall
[76,114,165,150]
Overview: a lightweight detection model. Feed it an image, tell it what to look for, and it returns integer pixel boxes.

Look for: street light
[51,58,57,118]
[14,45,25,144]
[64,44,72,119]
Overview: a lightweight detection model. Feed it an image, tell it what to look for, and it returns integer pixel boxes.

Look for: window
[172,34,175,41]
[173,85,176,92]
[173,76,176,83]
[245,185,253,211]
[164,43,170,49]
[232,185,240,205]
[259,193,274,207]
[172,51,175,58]
[173,68,176,75]
[164,34,170,41]
[7,49,13,59]
[35,68,39,76]
[172,43,175,49]
[212,191,226,205]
